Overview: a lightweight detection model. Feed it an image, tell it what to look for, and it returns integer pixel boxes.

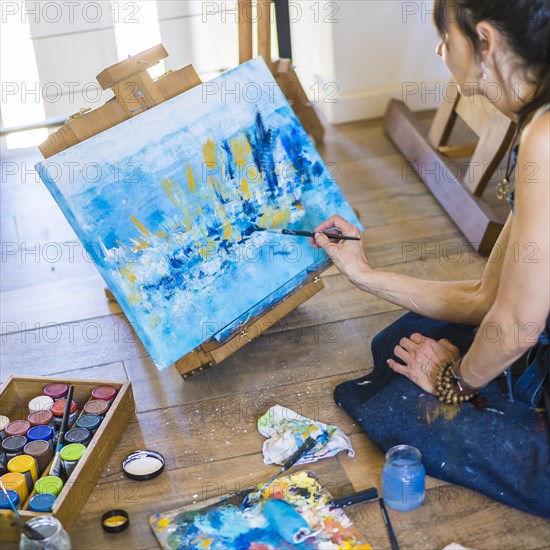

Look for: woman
[313,0,549,517]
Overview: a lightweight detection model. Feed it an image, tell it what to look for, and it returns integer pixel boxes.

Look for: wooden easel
[238,0,325,144]
[384,83,516,255]
[39,45,325,378]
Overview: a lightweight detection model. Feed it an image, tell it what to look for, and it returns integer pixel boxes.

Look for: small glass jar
[75,414,102,434]
[59,443,86,477]
[2,435,28,461]
[34,475,63,497]
[64,427,92,447]
[5,420,31,438]
[26,425,55,451]
[382,444,425,512]
[28,410,55,428]
[82,399,109,417]
[19,516,71,549]
[0,415,10,439]
[28,395,54,413]
[24,440,53,475]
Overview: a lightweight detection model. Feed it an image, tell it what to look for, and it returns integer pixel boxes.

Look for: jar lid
[27,425,54,442]
[91,385,117,401]
[76,414,102,431]
[83,399,109,416]
[0,415,10,430]
[5,420,31,437]
[101,509,129,533]
[24,439,51,456]
[64,427,91,444]
[7,454,35,473]
[28,395,54,412]
[122,450,165,481]
[28,410,54,426]
[0,489,20,509]
[0,472,26,487]
[29,493,57,513]
[50,399,77,417]
[43,383,69,399]
[1,435,28,452]
[35,476,63,495]
[59,443,86,462]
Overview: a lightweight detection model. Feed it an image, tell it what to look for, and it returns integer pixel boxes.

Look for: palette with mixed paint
[149,471,370,549]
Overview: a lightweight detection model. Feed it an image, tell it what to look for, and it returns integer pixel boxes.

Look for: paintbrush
[255,227,361,241]
[49,384,75,477]
[328,486,379,508]
[379,498,400,550]
[0,480,45,541]
[241,437,317,510]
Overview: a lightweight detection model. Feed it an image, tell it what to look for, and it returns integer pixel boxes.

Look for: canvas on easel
[36,57,361,372]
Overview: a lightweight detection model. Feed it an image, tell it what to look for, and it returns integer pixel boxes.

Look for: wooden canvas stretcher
[38,45,328,379]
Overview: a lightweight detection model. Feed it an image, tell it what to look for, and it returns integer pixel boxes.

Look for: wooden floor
[1,113,548,549]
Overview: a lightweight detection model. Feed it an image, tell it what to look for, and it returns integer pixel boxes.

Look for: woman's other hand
[388,334,460,394]
[311,214,371,285]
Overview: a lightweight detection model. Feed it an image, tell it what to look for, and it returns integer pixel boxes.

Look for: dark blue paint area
[222,140,235,180]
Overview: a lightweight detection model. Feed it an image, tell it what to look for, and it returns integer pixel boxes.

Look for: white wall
[292,0,452,123]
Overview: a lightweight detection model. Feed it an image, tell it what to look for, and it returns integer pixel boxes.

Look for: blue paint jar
[64,427,92,447]
[27,425,55,451]
[29,493,57,513]
[382,445,425,511]
[0,489,20,509]
[75,414,102,434]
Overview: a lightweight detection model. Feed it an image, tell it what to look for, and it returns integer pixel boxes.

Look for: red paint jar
[91,385,117,404]
[28,410,55,428]
[43,383,69,401]
[5,420,31,438]
[50,399,78,429]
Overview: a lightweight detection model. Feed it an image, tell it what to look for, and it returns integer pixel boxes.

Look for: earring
[481,63,487,80]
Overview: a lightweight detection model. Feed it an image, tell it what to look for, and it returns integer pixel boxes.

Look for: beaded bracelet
[434,361,478,404]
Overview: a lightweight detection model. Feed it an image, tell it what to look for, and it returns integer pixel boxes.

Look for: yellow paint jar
[0,472,29,503]
[7,455,39,493]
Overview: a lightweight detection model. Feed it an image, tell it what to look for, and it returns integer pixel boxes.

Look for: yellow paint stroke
[156,518,170,529]
[229,135,252,169]
[120,268,137,283]
[148,315,161,330]
[258,205,291,228]
[128,288,143,305]
[129,214,152,237]
[203,139,217,169]
[425,402,460,424]
[186,163,197,194]
[156,231,167,239]
[162,177,193,231]
[240,178,251,200]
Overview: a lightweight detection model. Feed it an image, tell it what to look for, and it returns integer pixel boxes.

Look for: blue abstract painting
[36,58,362,370]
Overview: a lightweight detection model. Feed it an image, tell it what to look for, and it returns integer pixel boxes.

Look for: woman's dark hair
[434,0,550,126]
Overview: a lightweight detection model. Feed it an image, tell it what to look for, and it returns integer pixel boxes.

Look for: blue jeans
[334,312,550,518]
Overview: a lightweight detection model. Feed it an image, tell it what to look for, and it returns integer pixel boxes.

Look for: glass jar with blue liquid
[382,444,425,511]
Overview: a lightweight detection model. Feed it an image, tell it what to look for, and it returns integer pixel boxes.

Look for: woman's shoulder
[519,104,549,160]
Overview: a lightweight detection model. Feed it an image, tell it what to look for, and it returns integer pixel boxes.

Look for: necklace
[496,129,521,201]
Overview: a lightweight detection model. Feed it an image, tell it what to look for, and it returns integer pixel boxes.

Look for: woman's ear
[475,21,497,63]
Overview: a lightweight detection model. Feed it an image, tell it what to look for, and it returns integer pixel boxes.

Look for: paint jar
[7,455,39,493]
[75,414,102,434]
[1,472,29,503]
[0,488,20,510]
[51,400,78,429]
[2,435,28,461]
[27,425,55,451]
[34,475,63,497]
[0,452,6,477]
[28,395,54,413]
[29,493,57,513]
[59,444,86,478]
[43,383,69,402]
[5,420,31,438]
[24,440,53,475]
[28,410,55,428]
[18,516,71,549]
[382,444,425,512]
[0,415,10,439]
[64,427,92,447]
[82,399,110,417]
[91,385,117,404]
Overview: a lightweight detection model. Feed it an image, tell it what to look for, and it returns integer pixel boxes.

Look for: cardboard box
[0,375,134,542]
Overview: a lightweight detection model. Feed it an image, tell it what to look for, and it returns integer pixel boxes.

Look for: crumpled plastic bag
[257,405,355,465]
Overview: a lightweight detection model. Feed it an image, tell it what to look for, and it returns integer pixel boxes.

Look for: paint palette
[149,471,370,549]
